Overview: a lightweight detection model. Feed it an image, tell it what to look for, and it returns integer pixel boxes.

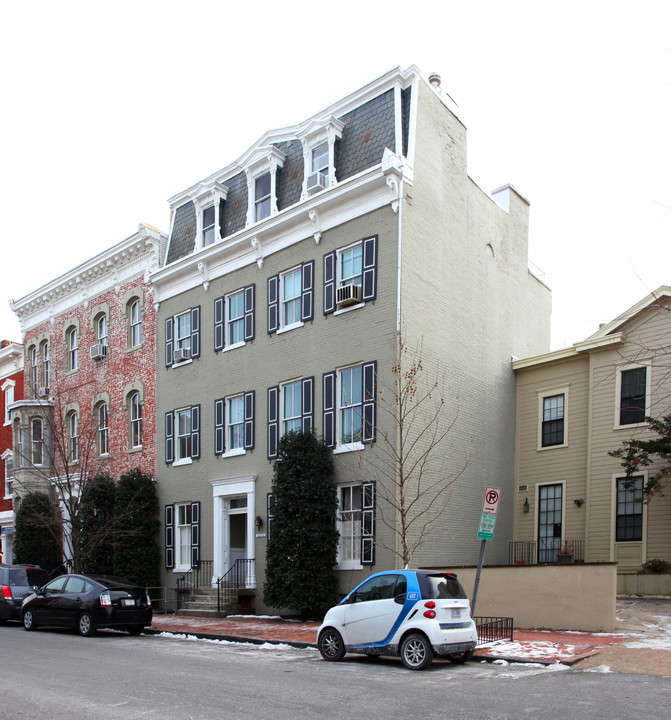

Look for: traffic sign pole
[471,539,486,616]
[471,487,502,616]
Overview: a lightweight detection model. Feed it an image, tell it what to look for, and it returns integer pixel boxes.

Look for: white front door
[223,496,248,574]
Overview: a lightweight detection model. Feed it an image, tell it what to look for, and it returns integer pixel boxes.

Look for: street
[2,624,668,720]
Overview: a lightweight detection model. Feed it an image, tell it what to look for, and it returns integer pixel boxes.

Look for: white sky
[1,1,669,351]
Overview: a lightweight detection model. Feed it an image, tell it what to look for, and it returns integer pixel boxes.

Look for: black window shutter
[323,251,336,315]
[214,398,225,455]
[302,376,314,431]
[164,505,174,569]
[165,317,174,367]
[362,235,378,301]
[191,404,201,459]
[191,306,201,357]
[267,274,279,333]
[244,390,255,450]
[244,284,255,341]
[361,481,376,565]
[362,361,377,444]
[165,411,174,464]
[191,501,200,568]
[322,371,336,448]
[301,260,314,321]
[214,296,224,351]
[267,493,275,541]
[267,385,279,459]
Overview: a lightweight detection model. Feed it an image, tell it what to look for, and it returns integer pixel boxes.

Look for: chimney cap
[428,72,441,89]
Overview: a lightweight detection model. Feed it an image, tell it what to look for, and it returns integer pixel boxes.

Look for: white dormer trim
[297,117,345,200]
[243,146,286,227]
[192,181,229,250]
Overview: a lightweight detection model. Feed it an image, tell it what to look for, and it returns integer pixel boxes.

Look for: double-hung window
[96,314,108,347]
[618,366,648,426]
[129,392,142,449]
[165,307,201,365]
[30,347,38,395]
[255,173,271,222]
[41,341,50,391]
[214,392,255,457]
[266,378,314,459]
[96,402,109,456]
[214,286,255,351]
[616,476,643,542]
[68,328,79,371]
[67,411,79,463]
[323,236,378,314]
[312,142,328,176]
[4,383,14,424]
[322,362,376,451]
[267,261,314,334]
[4,455,13,498]
[165,405,201,465]
[129,299,142,348]
[164,502,200,570]
[336,481,376,568]
[31,418,43,465]
[541,394,564,447]
[202,205,216,246]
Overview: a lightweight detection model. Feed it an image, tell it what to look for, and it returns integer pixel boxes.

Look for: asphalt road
[2,624,668,720]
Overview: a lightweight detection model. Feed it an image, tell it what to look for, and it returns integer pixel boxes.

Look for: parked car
[21,573,152,637]
[318,570,478,670]
[0,564,51,623]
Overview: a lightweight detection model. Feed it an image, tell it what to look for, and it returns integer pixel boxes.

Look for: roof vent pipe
[428,72,441,92]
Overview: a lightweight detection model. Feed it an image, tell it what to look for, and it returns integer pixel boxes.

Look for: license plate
[451,608,461,619]
[122,598,136,607]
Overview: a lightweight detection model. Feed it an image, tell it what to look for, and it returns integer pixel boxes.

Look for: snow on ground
[479,640,577,661]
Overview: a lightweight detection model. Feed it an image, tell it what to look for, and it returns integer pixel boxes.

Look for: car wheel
[318,628,346,662]
[447,650,474,664]
[400,633,434,670]
[22,609,38,631]
[127,625,144,636]
[78,612,97,637]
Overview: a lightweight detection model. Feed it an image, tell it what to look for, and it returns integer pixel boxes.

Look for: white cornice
[167,65,422,210]
[512,333,625,371]
[10,224,167,334]
[0,342,23,378]
[583,286,671,340]
[152,155,411,304]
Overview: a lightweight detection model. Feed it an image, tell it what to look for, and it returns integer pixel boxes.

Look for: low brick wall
[434,563,617,632]
[618,572,671,596]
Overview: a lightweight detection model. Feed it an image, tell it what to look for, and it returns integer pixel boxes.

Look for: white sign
[482,487,502,514]
[477,513,497,540]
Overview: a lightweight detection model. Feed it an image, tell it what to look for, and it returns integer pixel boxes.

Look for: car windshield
[8,568,50,587]
[424,574,467,599]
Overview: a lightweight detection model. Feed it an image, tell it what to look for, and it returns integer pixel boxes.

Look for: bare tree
[355,337,468,567]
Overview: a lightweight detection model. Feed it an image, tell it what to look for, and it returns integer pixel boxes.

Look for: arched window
[129,298,142,348]
[67,411,79,463]
[68,327,79,371]
[129,391,142,448]
[96,402,109,456]
[95,313,108,347]
[30,346,38,395]
[31,417,44,465]
[40,341,50,391]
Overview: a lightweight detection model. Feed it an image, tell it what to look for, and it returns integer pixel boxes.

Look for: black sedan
[21,574,153,637]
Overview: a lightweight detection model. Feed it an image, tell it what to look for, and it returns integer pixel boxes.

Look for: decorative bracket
[197,261,210,292]
[251,236,264,269]
[308,209,322,244]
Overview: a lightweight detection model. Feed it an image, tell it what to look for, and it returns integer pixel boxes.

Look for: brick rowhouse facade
[9,225,166,517]
[1,340,24,563]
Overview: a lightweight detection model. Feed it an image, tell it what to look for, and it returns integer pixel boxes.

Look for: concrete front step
[178,608,231,619]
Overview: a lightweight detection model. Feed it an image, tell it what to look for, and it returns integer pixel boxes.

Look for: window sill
[336,562,363,571]
[220,448,246,459]
[172,566,191,573]
[172,458,193,467]
[128,446,143,454]
[277,321,304,335]
[614,421,648,431]
[172,358,193,368]
[97,454,110,460]
[334,302,365,316]
[222,341,245,353]
[126,343,143,353]
[333,442,364,455]
[537,442,568,452]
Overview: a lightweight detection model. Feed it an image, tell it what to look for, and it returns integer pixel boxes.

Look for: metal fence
[474,616,514,645]
[509,540,585,565]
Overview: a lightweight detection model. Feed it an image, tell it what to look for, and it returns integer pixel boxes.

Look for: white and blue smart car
[318,570,477,670]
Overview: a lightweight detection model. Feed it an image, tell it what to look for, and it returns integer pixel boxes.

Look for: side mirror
[347,592,357,604]
[33,586,44,595]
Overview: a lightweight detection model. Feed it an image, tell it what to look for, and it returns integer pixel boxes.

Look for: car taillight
[424,601,436,609]
[423,610,436,619]
[100,591,112,607]
[145,592,152,607]
[1,585,11,599]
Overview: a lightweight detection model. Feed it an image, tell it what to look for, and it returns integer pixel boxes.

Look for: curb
[146,627,316,650]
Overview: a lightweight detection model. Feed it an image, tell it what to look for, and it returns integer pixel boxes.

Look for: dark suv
[0,564,51,622]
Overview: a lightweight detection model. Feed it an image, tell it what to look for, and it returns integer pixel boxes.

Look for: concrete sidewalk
[149,596,671,674]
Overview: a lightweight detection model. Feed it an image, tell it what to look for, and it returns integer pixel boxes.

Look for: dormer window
[255,173,271,222]
[298,117,344,198]
[189,181,228,251]
[202,205,216,246]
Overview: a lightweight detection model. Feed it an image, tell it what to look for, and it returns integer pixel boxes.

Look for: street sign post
[472,487,502,615]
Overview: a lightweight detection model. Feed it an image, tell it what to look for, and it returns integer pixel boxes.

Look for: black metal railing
[474,616,514,646]
[174,560,213,610]
[508,540,585,565]
[216,558,255,612]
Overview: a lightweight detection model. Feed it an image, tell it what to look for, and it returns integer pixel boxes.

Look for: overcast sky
[1,1,669,351]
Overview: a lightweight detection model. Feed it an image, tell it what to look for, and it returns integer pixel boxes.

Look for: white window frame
[202,204,216,247]
[3,380,15,425]
[96,314,108,347]
[281,380,302,437]
[226,395,246,455]
[225,289,245,349]
[68,327,79,372]
[338,241,364,288]
[129,299,143,348]
[175,311,192,354]
[254,172,271,223]
[537,386,569,451]
[30,346,38,395]
[335,364,364,453]
[175,408,193,465]
[614,361,651,430]
[129,392,142,449]
[41,341,50,390]
[298,117,344,199]
[610,471,648,564]
[175,503,193,571]
[336,484,363,570]
[96,402,109,457]
[279,266,303,332]
[68,411,79,463]
[244,147,285,227]
[2,450,13,499]
[31,417,44,466]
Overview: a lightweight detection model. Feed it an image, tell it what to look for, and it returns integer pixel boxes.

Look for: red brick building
[1,340,23,563]
[8,224,165,565]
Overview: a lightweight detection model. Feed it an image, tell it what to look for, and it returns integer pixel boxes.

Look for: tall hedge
[79,473,116,575]
[264,430,339,615]
[13,491,62,574]
[114,468,160,588]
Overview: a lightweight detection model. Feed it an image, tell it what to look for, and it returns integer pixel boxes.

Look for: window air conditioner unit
[174,347,191,363]
[38,387,48,399]
[90,344,107,361]
[306,171,328,194]
[336,283,362,307]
